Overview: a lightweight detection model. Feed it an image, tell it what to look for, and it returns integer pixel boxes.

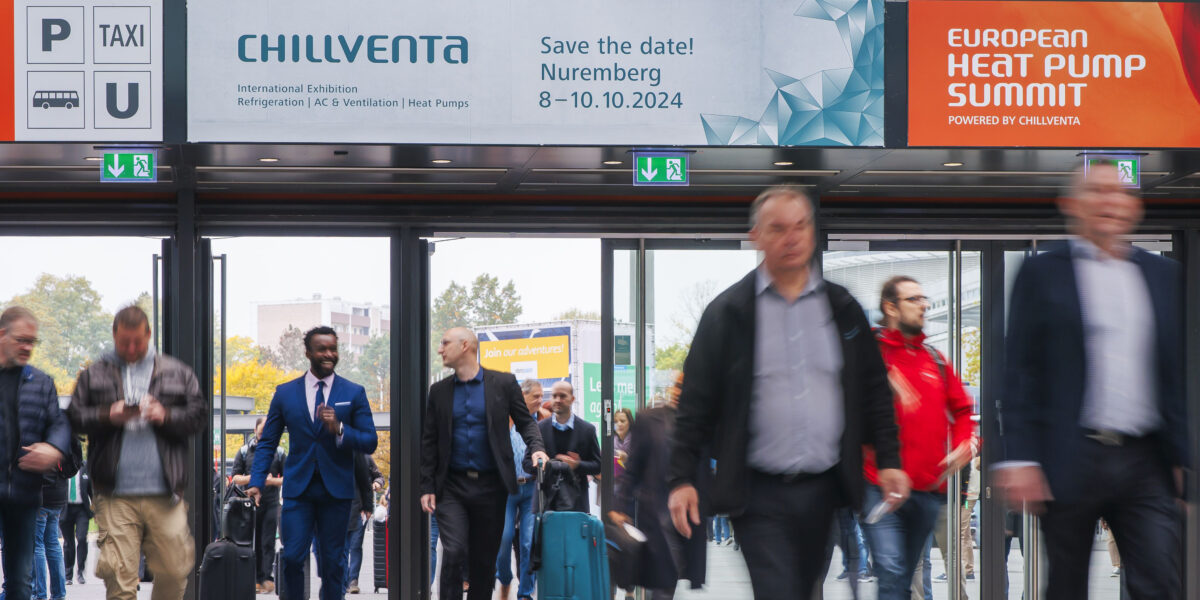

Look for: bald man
[420,328,548,600]
[530,381,601,514]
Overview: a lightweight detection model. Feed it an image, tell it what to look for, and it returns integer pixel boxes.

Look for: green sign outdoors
[1086,156,1139,187]
[102,152,157,182]
[633,153,688,186]
[582,363,643,436]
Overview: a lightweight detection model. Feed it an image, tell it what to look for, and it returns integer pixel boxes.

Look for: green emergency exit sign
[633,153,688,186]
[1086,156,1139,187]
[101,152,157,182]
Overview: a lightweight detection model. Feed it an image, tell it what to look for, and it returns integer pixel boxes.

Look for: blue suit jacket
[1001,243,1187,503]
[250,374,378,500]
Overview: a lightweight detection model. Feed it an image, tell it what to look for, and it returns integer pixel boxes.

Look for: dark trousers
[344,516,366,587]
[731,470,840,600]
[256,503,280,584]
[1041,435,1182,599]
[434,470,507,600]
[0,501,40,600]
[59,505,90,579]
[281,472,352,600]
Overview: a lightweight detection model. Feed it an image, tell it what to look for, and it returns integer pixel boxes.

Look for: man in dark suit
[534,381,601,513]
[247,326,378,600]
[61,456,92,585]
[666,186,909,600]
[420,327,548,600]
[997,162,1187,598]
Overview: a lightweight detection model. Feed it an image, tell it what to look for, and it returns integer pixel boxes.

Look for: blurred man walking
[998,161,1187,598]
[67,306,207,600]
[667,187,908,600]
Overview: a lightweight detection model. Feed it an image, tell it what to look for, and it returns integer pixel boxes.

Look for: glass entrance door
[202,235,392,596]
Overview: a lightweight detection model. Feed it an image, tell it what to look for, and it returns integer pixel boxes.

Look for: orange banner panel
[909,1,1200,147]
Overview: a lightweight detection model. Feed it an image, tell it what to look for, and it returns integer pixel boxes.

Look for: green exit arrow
[633,153,688,186]
[101,152,157,182]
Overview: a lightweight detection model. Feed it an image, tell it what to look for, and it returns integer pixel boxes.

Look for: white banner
[187,0,884,146]
[10,0,162,141]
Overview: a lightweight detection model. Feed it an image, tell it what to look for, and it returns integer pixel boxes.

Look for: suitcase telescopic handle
[535,457,546,515]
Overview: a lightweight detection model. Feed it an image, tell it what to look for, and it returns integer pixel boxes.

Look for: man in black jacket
[344,453,384,594]
[532,381,600,513]
[62,457,93,585]
[0,306,72,600]
[419,327,548,600]
[666,187,909,600]
[997,163,1188,597]
[231,417,286,594]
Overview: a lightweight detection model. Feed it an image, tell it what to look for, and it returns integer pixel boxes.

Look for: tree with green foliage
[430,274,522,377]
[654,342,690,372]
[4,274,119,392]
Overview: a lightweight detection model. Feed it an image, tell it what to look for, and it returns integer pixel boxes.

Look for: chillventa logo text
[238,34,468,64]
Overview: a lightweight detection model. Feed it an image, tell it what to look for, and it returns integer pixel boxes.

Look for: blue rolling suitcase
[532,463,610,600]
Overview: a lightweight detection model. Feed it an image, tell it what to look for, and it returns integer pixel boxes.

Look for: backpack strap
[923,343,951,395]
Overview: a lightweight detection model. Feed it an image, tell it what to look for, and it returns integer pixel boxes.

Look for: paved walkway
[18,526,1121,600]
[21,527,389,600]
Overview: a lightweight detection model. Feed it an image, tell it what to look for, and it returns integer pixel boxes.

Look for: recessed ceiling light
[773,161,794,167]
[943,161,964,167]
[258,157,279,163]
[84,156,102,161]
[603,160,623,165]
[431,159,453,164]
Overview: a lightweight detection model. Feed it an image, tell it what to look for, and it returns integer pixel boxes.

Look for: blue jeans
[922,535,933,600]
[859,486,942,600]
[712,515,731,543]
[31,507,66,600]
[836,508,870,575]
[429,515,438,583]
[344,516,366,588]
[495,481,535,599]
[0,502,39,600]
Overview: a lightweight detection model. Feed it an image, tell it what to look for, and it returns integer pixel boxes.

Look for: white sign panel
[8,0,162,141]
[187,0,884,146]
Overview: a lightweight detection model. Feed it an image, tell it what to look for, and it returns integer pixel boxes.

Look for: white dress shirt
[304,370,343,445]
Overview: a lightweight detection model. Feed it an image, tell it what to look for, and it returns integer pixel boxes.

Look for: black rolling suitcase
[275,549,312,600]
[372,518,389,592]
[199,541,256,600]
[199,495,257,600]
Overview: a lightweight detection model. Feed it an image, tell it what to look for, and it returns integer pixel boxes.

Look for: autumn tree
[4,274,119,394]
[654,342,689,372]
[430,274,522,377]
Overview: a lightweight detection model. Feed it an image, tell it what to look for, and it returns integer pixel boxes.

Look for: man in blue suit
[997,161,1187,598]
[248,326,378,600]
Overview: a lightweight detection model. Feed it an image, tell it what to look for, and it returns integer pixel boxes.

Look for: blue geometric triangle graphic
[702,0,884,147]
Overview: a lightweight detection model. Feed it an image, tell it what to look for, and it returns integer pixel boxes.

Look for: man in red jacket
[862,276,976,600]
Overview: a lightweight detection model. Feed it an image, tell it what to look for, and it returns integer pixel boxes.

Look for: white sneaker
[1111,567,1121,577]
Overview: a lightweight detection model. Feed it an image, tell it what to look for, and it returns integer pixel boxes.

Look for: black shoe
[77,574,86,585]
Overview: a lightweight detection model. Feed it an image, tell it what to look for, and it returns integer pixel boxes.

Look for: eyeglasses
[890,295,930,306]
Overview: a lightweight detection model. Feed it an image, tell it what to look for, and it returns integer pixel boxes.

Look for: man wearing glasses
[0,306,73,600]
[864,277,976,600]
